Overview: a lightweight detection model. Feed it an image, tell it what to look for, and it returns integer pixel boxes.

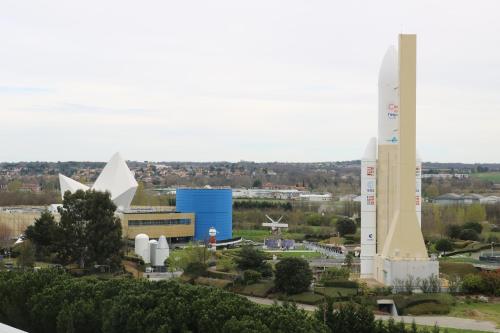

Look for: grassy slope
[439,261,478,277]
[449,301,500,327]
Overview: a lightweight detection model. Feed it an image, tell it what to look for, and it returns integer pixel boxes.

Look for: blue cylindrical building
[176,188,232,241]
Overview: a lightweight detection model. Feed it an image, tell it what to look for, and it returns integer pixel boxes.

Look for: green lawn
[439,261,478,277]
[472,172,500,182]
[449,301,500,327]
[233,229,305,242]
[266,251,322,259]
[406,323,489,333]
[439,256,481,264]
[233,229,270,242]
[314,286,357,298]
[270,291,325,305]
[236,280,274,297]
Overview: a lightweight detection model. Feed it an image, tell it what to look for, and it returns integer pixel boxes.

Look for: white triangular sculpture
[59,174,90,198]
[92,153,138,210]
[58,152,138,211]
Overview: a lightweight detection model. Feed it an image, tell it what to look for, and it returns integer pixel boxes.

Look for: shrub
[435,238,454,254]
[194,277,233,289]
[184,262,208,277]
[217,257,236,272]
[448,275,462,294]
[446,225,462,239]
[320,267,350,285]
[462,273,484,293]
[275,258,313,295]
[463,222,483,234]
[243,269,262,285]
[479,270,500,296]
[459,228,479,241]
[323,280,358,288]
[235,245,272,277]
[336,218,357,236]
[405,302,450,315]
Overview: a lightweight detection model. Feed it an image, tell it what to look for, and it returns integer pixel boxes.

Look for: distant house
[19,183,41,193]
[339,194,358,202]
[480,195,500,204]
[433,193,483,205]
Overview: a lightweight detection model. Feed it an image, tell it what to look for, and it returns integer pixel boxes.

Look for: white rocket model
[360,44,423,279]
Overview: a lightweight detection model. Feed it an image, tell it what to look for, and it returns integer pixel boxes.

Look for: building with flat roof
[119,210,194,241]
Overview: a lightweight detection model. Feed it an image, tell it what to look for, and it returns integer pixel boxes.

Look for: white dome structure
[134,233,150,264]
[149,239,158,266]
[155,235,170,267]
[58,152,138,211]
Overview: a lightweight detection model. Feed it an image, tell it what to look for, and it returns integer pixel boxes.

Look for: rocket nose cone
[378,46,398,86]
[362,137,377,160]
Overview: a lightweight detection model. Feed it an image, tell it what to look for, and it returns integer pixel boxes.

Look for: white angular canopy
[59,174,89,195]
[58,152,138,210]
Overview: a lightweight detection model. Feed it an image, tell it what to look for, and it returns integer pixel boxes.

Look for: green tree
[222,315,271,333]
[316,300,375,333]
[7,180,22,192]
[425,184,439,198]
[25,210,58,259]
[17,241,35,268]
[465,204,486,223]
[184,262,208,277]
[336,218,356,236]
[57,190,123,269]
[243,269,262,285]
[252,179,262,188]
[344,252,354,269]
[275,257,312,294]
[446,224,462,239]
[459,228,479,241]
[435,238,454,255]
[235,246,272,277]
[463,221,483,234]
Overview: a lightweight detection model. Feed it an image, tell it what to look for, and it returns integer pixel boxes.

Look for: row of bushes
[462,270,500,295]
[389,293,455,315]
[443,243,496,257]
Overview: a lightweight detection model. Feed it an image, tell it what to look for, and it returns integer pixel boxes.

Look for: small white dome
[157,235,169,249]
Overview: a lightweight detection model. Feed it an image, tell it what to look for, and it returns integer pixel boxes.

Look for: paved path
[245,296,500,332]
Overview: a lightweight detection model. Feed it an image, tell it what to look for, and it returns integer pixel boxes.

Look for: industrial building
[176,187,232,241]
[118,209,195,241]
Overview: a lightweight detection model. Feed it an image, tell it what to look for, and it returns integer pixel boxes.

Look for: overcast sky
[1,1,499,163]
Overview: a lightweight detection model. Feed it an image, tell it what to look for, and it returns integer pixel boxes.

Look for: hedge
[324,280,359,288]
[404,302,450,315]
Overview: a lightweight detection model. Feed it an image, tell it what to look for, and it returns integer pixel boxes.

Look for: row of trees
[25,190,123,269]
[422,203,487,236]
[0,269,448,333]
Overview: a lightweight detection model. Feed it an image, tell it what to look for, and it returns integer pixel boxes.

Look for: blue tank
[176,188,232,241]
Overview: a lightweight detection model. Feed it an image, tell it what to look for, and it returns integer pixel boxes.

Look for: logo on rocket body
[387,103,399,119]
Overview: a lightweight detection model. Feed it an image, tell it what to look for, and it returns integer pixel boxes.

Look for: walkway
[245,296,500,333]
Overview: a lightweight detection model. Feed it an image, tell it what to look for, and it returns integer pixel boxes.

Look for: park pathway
[244,296,500,333]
